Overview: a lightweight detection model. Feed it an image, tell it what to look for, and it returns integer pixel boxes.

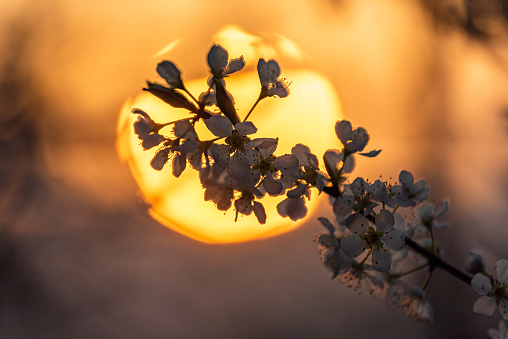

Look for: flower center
[225,130,250,154]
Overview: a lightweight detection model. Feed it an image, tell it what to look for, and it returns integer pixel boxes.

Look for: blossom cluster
[316,124,447,321]
[132,44,324,224]
[133,43,508,334]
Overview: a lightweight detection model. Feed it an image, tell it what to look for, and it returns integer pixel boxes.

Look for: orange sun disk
[117,68,342,243]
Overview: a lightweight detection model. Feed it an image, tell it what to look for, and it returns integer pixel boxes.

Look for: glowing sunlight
[118,69,342,243]
[117,26,343,243]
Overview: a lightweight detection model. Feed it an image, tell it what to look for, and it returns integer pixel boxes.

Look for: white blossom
[257,59,289,98]
[413,200,450,232]
[391,170,431,207]
[335,120,369,153]
[387,284,433,322]
[339,262,384,294]
[472,259,508,320]
[207,44,245,78]
[341,210,404,272]
[132,108,165,150]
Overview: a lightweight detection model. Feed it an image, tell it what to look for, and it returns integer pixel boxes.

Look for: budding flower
[157,61,184,89]
[465,249,485,275]
[387,284,434,322]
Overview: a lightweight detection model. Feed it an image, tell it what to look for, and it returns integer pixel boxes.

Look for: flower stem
[404,237,472,285]
[183,86,199,105]
[154,117,195,132]
[391,263,429,279]
[422,266,435,290]
[243,95,261,122]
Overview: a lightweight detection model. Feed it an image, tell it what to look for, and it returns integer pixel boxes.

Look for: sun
[117,27,343,243]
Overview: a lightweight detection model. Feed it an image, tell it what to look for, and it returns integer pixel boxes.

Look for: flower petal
[156,61,182,88]
[173,120,197,139]
[224,56,245,75]
[323,149,344,167]
[172,152,186,177]
[382,229,405,251]
[175,140,199,154]
[499,300,508,320]
[331,195,353,219]
[345,213,370,234]
[266,59,281,81]
[417,202,435,220]
[335,120,352,146]
[276,196,307,221]
[375,209,395,233]
[474,296,497,317]
[291,144,312,167]
[207,44,228,75]
[372,247,392,272]
[496,259,508,284]
[472,273,493,295]
[412,180,431,201]
[253,201,266,224]
[263,174,283,196]
[133,118,152,138]
[210,144,230,168]
[250,138,278,159]
[235,121,257,136]
[399,170,414,187]
[273,154,299,174]
[287,183,307,199]
[342,155,355,173]
[435,200,450,219]
[341,234,365,257]
[150,148,169,171]
[347,127,369,153]
[227,153,251,179]
[132,108,151,119]
[257,59,269,86]
[205,115,233,137]
[141,133,165,150]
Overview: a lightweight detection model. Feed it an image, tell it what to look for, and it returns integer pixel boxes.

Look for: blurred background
[1,0,508,337]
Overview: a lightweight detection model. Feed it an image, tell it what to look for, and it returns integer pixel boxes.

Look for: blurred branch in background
[0,5,56,335]
[420,0,508,41]
[0,6,47,225]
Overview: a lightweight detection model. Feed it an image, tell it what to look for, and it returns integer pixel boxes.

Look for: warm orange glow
[118,70,342,243]
[117,26,343,243]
